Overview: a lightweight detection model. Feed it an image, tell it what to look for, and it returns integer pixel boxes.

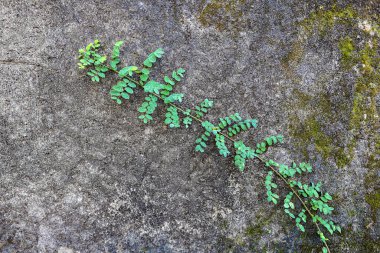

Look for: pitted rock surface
[0,1,379,252]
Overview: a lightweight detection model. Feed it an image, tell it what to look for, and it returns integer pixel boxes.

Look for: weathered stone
[0,0,379,252]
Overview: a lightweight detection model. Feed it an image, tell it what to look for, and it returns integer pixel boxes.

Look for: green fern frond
[78,39,343,252]
[234,140,256,171]
[283,192,296,219]
[183,109,193,128]
[119,66,138,77]
[143,80,164,94]
[143,48,164,68]
[226,119,258,137]
[217,113,242,130]
[255,134,284,154]
[110,40,124,70]
[195,99,214,119]
[138,95,158,123]
[195,121,219,153]
[109,79,137,104]
[161,68,186,98]
[78,40,108,81]
[265,171,279,204]
[164,93,184,104]
[195,132,209,153]
[139,68,150,84]
[164,106,180,128]
[215,134,230,157]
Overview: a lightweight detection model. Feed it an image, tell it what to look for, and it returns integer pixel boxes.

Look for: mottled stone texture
[0,0,379,252]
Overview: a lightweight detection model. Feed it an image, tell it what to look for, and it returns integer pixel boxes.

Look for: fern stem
[256,156,331,253]
[111,70,331,253]
[111,69,205,124]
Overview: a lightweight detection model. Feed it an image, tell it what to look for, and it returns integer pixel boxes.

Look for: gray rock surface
[0,0,379,252]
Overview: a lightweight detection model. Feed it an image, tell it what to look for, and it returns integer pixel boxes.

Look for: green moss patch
[287,5,379,169]
[299,5,357,36]
[198,0,246,31]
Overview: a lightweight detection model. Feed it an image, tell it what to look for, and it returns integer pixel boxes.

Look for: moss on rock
[198,0,246,31]
[299,5,357,36]
[288,88,353,167]
[365,135,380,223]
[365,191,380,221]
[287,5,379,171]
[281,40,305,83]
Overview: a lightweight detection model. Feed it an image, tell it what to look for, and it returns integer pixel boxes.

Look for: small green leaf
[195,145,204,153]
[127,82,137,88]
[164,76,175,85]
[148,53,156,62]
[125,87,134,94]
[172,71,181,81]
[144,80,164,94]
[164,93,184,103]
[177,68,186,75]
[161,90,170,96]
[118,67,128,77]
[119,66,138,77]
[112,85,123,92]
[117,81,127,87]
[140,74,149,82]
[153,48,164,58]
[141,68,150,75]
[121,92,129,99]
[110,90,121,96]
[114,40,124,47]
[163,85,173,91]
[324,193,333,201]
[143,59,152,68]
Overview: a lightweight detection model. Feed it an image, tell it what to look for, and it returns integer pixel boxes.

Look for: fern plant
[78,40,341,253]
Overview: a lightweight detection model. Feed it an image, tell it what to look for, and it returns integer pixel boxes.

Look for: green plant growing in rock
[78,40,342,253]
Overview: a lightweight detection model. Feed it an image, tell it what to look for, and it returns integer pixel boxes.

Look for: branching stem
[114,70,331,253]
